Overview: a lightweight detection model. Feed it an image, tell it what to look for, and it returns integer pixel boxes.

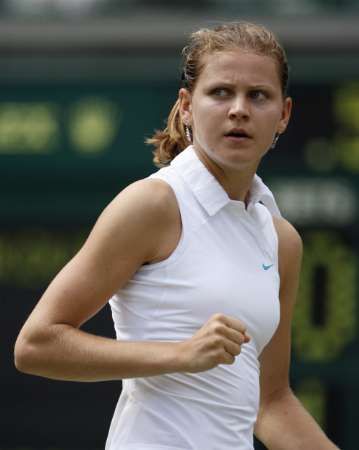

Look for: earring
[271,133,280,149]
[185,125,192,143]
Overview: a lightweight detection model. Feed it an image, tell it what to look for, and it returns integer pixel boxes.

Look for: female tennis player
[15,22,339,450]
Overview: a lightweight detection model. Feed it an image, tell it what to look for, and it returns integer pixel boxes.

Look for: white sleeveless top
[106,146,281,450]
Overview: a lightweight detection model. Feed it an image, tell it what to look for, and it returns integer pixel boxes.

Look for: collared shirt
[170,145,281,218]
[106,146,281,450]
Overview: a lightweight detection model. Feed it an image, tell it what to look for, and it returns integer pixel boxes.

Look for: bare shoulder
[90,176,181,264]
[272,216,302,291]
[17,177,181,331]
[272,215,302,254]
[95,176,180,236]
[272,216,303,275]
[106,177,179,222]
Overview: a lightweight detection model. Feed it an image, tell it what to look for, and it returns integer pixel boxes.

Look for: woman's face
[180,49,292,172]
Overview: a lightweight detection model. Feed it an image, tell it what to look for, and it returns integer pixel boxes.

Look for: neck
[193,146,257,203]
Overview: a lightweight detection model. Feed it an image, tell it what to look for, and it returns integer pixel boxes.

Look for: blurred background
[1,1,358,449]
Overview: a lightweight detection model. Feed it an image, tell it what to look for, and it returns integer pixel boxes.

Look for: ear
[179,88,193,126]
[277,96,292,134]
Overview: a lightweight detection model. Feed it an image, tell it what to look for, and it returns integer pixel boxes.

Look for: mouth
[224,129,252,140]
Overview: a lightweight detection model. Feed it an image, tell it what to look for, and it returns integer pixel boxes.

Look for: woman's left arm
[254,217,340,450]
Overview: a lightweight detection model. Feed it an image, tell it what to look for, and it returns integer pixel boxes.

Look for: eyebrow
[205,81,275,90]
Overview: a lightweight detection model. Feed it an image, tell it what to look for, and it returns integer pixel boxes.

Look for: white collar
[170,145,281,218]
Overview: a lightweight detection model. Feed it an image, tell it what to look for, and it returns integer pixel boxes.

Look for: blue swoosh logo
[262,263,274,271]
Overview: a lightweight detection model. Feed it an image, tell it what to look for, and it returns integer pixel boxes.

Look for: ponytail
[146,98,190,168]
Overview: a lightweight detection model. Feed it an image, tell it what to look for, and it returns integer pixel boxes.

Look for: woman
[15,22,339,450]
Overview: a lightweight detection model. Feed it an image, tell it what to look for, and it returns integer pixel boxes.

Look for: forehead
[197,49,281,87]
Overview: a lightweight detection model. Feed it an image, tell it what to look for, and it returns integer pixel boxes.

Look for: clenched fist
[176,313,250,373]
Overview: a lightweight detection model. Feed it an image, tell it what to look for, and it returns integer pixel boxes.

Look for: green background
[2,47,359,449]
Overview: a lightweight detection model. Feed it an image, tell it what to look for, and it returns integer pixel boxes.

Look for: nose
[228,95,250,120]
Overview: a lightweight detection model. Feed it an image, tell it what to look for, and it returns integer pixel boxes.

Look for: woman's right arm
[14,179,185,381]
[14,179,248,382]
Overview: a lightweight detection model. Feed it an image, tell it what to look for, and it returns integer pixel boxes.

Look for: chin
[213,149,257,170]
[195,141,258,172]
[222,158,254,171]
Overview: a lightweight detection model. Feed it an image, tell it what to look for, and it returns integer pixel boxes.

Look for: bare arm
[254,217,340,450]
[14,179,248,382]
[14,179,187,381]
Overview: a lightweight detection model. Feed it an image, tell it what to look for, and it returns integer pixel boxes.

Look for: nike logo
[262,263,274,271]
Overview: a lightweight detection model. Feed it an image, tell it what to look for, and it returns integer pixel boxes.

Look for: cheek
[260,108,282,132]
[192,105,211,133]
[193,102,224,131]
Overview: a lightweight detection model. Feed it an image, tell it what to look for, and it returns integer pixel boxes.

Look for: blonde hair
[147,21,289,167]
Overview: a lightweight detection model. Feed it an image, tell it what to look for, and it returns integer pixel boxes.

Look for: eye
[210,87,231,98]
[249,89,268,101]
